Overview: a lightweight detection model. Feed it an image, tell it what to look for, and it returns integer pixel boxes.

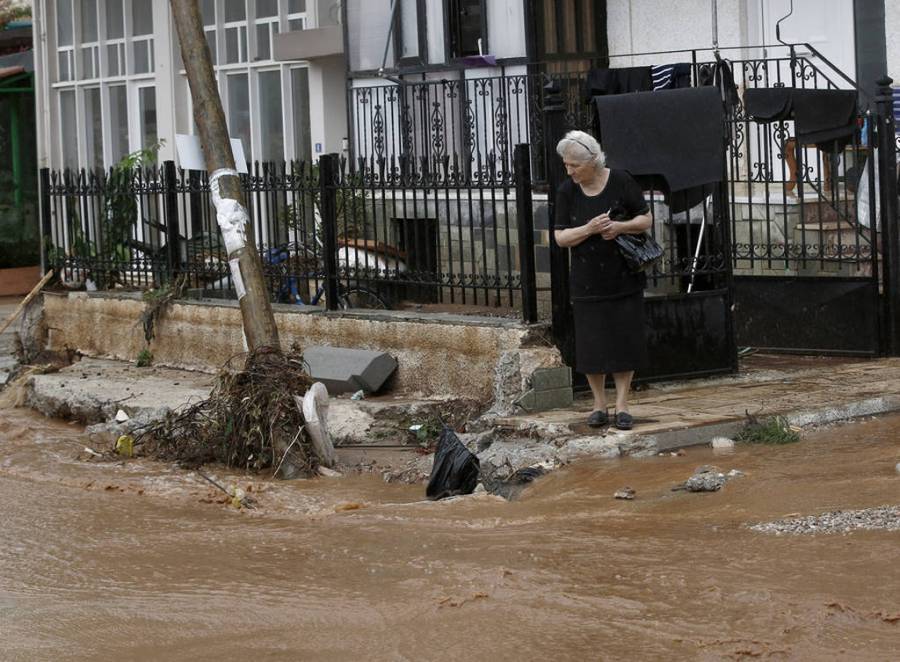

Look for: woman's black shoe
[615,411,634,430]
[587,410,609,427]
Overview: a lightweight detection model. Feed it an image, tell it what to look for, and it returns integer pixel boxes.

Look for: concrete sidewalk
[4,287,900,463]
[486,353,900,451]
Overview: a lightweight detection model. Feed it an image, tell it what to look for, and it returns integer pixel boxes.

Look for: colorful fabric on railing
[650,63,692,91]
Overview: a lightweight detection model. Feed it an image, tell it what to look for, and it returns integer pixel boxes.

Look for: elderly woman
[553,130,652,430]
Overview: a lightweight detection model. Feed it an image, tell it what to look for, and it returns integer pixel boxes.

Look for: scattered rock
[750,505,900,534]
[895,462,900,475]
[115,409,130,423]
[674,465,745,493]
[317,466,342,478]
[614,487,636,500]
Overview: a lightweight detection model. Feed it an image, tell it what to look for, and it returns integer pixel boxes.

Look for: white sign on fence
[175,133,249,174]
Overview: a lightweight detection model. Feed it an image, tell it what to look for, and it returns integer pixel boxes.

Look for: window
[258,70,284,161]
[138,86,157,149]
[397,0,426,64]
[288,0,306,31]
[60,89,79,169]
[83,87,103,169]
[291,67,311,161]
[105,0,126,76]
[224,1,248,63]
[227,73,251,163]
[79,0,100,79]
[448,0,486,59]
[108,85,129,162]
[536,0,606,65]
[254,0,280,61]
[131,0,154,74]
[57,0,75,81]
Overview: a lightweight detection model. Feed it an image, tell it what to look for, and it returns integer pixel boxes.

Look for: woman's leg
[612,370,634,413]
[585,372,607,412]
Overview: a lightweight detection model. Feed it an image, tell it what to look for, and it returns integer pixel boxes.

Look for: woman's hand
[597,217,622,240]
[586,213,610,236]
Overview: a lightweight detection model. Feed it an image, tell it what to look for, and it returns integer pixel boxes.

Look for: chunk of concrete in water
[303,346,398,395]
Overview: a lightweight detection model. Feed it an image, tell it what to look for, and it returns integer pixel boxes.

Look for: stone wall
[39,292,563,406]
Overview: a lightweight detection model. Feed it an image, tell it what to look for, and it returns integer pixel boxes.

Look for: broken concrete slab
[303,346,397,394]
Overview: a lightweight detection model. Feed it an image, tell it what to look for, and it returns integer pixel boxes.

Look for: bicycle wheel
[338,286,390,310]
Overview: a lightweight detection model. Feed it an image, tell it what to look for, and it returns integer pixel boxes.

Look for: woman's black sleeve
[551,183,572,233]
[622,173,651,217]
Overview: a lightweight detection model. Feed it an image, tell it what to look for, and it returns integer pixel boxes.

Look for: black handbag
[615,232,664,273]
[609,203,664,273]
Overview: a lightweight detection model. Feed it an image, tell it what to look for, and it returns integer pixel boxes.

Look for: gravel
[750,505,900,535]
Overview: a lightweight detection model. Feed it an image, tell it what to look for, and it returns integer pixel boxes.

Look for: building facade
[31,0,344,173]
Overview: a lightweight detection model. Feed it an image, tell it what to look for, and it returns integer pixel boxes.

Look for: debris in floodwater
[426,427,480,500]
[614,487,636,500]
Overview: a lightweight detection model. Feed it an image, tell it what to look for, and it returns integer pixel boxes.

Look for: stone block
[531,366,572,391]
[514,386,573,412]
[303,345,398,394]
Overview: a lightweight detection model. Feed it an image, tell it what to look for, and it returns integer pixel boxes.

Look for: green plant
[735,412,800,445]
[48,141,165,286]
[136,348,153,367]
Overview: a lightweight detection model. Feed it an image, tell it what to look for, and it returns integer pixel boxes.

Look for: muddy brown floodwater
[1,403,899,661]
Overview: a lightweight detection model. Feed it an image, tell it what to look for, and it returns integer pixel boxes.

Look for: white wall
[607,0,751,66]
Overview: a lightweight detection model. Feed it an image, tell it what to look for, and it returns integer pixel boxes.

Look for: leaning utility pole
[170,0,280,352]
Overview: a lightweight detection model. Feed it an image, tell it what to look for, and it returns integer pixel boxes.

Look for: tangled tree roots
[135,348,317,478]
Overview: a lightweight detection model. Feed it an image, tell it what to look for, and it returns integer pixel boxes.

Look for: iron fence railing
[40,149,542,321]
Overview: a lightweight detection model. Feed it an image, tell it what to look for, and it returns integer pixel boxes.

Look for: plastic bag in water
[425,427,480,500]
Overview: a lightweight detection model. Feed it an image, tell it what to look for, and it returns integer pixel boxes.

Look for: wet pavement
[1,403,898,661]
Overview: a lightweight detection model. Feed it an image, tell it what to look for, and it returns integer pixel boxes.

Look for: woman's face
[563,157,597,185]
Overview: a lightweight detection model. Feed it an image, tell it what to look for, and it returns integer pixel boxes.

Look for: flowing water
[1,403,898,661]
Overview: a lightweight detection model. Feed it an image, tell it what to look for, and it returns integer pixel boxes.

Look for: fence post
[319,153,340,311]
[514,144,538,323]
[542,80,574,365]
[39,168,52,274]
[163,161,181,282]
[876,77,900,354]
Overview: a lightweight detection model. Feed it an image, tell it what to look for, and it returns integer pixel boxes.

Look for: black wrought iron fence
[40,149,541,322]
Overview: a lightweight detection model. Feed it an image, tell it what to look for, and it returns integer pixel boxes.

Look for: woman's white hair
[556,130,606,170]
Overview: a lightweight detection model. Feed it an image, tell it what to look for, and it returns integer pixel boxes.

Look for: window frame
[394,0,428,67]
[444,0,488,61]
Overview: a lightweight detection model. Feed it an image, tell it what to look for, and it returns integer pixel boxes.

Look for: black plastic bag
[426,427,480,500]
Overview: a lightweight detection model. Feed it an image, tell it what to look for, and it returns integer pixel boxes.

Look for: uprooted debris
[134,348,323,478]
[480,463,546,500]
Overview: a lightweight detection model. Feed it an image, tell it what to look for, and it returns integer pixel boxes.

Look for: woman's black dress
[553,170,650,374]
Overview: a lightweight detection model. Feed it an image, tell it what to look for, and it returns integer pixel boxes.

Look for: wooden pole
[0,269,54,337]
[169,0,280,352]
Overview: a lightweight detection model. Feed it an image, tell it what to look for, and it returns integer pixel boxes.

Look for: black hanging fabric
[744,88,858,151]
[593,87,725,211]
[698,60,741,117]
[584,66,653,101]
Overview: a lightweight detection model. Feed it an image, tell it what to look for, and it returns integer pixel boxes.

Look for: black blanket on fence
[593,86,725,211]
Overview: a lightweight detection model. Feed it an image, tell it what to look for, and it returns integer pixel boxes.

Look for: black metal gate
[725,51,897,356]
